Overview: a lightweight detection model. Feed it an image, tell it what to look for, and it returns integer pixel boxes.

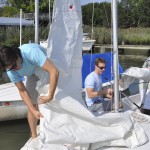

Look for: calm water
[0,51,147,150]
[119,55,146,70]
[0,119,29,150]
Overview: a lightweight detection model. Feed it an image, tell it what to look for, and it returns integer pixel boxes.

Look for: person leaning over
[84,58,113,112]
[0,43,59,139]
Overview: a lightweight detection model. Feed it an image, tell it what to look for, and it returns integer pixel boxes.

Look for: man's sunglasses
[97,65,106,70]
[7,63,17,71]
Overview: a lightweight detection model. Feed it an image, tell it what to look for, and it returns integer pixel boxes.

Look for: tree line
[0,0,54,17]
[82,0,150,28]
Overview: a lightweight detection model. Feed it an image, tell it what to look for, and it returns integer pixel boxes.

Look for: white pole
[35,0,39,43]
[112,0,119,112]
[49,0,51,24]
[20,9,22,46]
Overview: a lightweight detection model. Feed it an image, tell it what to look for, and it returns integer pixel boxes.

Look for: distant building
[0,17,34,26]
[0,0,10,7]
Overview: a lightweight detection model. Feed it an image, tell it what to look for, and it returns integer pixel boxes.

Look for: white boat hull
[0,105,27,121]
[40,39,96,51]
[0,82,27,121]
[82,39,96,51]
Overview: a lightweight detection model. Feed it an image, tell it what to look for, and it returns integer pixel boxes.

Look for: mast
[112,0,119,112]
[35,0,39,43]
[20,9,22,46]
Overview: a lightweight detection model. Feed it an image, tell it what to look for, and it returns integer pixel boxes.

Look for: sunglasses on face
[97,65,106,70]
[7,63,17,71]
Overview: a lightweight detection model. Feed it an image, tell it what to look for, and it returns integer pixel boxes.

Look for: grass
[84,25,150,45]
[0,25,150,46]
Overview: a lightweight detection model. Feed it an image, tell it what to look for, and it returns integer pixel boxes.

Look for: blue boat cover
[82,52,124,88]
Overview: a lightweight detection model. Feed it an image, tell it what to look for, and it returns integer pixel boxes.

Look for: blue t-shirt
[84,71,102,106]
[7,43,47,83]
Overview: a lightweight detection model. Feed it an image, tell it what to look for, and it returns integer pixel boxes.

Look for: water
[0,119,29,150]
[0,51,147,150]
[119,54,146,70]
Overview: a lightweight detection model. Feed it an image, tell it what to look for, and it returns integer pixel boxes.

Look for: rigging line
[91,0,95,39]
[90,0,95,73]
[102,2,110,28]
[110,0,113,83]
[90,46,93,73]
[102,2,113,84]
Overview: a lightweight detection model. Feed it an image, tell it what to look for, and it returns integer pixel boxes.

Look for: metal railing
[14,13,49,21]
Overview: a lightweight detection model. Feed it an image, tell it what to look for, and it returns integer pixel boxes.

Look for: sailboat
[20,0,150,150]
[40,33,96,51]
[82,33,96,51]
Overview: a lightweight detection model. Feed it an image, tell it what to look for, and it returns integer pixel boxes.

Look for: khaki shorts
[25,75,39,104]
[88,98,112,112]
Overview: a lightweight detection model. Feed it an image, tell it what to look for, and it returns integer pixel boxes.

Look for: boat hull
[0,82,27,121]
[40,39,96,51]
[0,104,27,121]
[82,39,96,51]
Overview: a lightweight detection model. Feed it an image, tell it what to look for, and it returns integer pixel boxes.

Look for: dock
[92,44,150,54]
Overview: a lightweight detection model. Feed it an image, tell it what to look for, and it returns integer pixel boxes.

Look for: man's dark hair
[95,58,106,66]
[0,46,22,70]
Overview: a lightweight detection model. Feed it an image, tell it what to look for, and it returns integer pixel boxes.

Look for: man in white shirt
[84,58,113,112]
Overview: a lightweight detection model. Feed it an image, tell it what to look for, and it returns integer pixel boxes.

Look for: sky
[81,0,111,6]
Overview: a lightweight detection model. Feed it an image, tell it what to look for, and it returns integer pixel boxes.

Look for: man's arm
[86,87,113,99]
[38,59,59,104]
[86,88,108,98]
[15,81,43,119]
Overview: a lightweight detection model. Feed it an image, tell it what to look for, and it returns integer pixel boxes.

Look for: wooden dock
[94,44,150,50]
[93,44,150,54]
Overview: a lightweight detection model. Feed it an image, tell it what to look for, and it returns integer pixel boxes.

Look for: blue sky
[81,0,111,5]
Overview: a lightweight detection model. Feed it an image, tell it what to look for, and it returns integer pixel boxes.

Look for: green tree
[82,2,111,27]
[8,0,54,13]
[118,0,145,28]
[138,0,150,27]
[0,6,18,17]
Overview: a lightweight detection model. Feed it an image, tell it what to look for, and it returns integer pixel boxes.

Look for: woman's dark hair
[95,58,106,66]
[0,46,22,70]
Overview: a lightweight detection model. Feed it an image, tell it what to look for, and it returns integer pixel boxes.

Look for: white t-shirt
[84,71,102,106]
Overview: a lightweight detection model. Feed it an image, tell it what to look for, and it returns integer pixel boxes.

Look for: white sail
[47,0,83,101]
